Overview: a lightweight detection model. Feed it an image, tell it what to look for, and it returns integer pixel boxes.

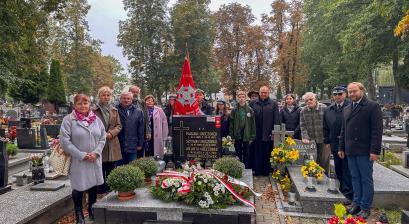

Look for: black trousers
[253,140,273,176]
[332,152,354,200]
[72,186,97,213]
[234,140,251,169]
[97,161,116,194]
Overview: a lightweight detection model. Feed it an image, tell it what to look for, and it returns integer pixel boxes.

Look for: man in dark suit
[250,86,280,176]
[339,82,382,219]
[324,85,353,203]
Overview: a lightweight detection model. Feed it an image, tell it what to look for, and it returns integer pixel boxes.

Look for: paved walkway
[253,176,281,224]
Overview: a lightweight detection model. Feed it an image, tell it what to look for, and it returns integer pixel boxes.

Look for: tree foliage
[47,59,66,105]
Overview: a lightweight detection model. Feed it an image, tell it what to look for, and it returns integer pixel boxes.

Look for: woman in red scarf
[59,94,106,223]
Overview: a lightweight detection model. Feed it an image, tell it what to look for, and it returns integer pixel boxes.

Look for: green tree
[118,0,169,98]
[170,0,215,93]
[47,59,66,106]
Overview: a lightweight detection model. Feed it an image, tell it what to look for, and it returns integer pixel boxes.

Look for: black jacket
[339,97,383,156]
[199,99,214,115]
[163,104,174,126]
[117,104,145,153]
[323,100,350,153]
[250,97,280,142]
[280,106,301,139]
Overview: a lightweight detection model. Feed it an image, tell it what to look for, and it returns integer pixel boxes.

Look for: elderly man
[196,89,214,115]
[300,92,328,171]
[339,82,382,219]
[116,92,144,165]
[250,86,280,176]
[129,85,151,157]
[324,86,353,203]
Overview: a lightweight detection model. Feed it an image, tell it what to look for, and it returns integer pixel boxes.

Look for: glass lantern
[327,154,339,194]
[163,136,173,155]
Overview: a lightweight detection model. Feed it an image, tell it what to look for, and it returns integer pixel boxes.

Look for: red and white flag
[174,55,200,115]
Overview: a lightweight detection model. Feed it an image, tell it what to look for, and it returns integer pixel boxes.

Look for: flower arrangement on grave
[30,153,45,184]
[301,160,325,180]
[151,160,259,209]
[271,170,292,193]
[221,136,233,148]
[327,204,367,224]
[270,137,299,168]
[212,157,244,178]
[7,126,17,143]
[131,157,159,183]
[49,138,60,148]
[107,165,145,200]
[6,143,19,158]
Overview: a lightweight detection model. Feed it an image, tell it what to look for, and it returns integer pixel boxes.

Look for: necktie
[353,102,358,110]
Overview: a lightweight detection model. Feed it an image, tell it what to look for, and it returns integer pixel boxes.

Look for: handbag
[49,142,71,176]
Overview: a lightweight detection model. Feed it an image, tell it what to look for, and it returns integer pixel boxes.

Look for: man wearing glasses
[324,86,353,204]
[339,82,382,219]
[300,92,328,171]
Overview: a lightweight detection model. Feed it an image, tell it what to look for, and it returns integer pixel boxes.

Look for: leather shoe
[347,205,361,215]
[356,210,371,220]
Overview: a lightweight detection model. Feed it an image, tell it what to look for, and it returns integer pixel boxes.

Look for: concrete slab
[94,169,255,224]
[390,165,409,178]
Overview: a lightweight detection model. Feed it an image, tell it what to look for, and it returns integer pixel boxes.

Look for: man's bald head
[259,86,269,100]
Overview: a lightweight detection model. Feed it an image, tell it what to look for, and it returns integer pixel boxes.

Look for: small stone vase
[31,165,45,184]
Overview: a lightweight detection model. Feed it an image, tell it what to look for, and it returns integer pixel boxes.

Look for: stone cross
[173,121,190,155]
[272,124,294,147]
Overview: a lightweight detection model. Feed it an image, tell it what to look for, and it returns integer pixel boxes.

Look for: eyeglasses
[333,93,343,96]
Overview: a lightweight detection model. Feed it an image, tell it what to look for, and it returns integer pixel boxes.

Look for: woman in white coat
[60,94,106,223]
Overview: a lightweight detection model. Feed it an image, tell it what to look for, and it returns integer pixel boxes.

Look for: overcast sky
[86,0,273,70]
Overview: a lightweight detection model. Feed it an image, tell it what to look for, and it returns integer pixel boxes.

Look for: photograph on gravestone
[172,115,221,164]
[293,139,317,166]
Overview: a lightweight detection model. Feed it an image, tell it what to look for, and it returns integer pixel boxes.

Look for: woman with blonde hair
[60,94,106,223]
[92,86,122,194]
[144,95,168,158]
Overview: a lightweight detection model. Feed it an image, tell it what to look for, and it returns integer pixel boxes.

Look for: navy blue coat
[323,101,350,153]
[339,97,383,156]
[117,104,144,153]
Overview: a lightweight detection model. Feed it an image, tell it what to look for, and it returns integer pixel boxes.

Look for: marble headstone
[293,139,317,165]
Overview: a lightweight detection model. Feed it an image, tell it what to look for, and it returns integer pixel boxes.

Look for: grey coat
[59,112,106,191]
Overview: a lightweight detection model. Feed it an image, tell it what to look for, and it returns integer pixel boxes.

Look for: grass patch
[380,151,401,168]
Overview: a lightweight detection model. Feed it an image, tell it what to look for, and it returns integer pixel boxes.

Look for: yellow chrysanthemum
[285,137,296,146]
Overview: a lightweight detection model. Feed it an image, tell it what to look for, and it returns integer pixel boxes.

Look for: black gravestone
[0,129,11,194]
[17,128,36,149]
[293,139,317,165]
[40,124,61,139]
[172,115,221,164]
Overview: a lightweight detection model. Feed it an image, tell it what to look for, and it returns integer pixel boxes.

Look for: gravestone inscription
[172,115,221,163]
[293,139,317,165]
[17,128,36,149]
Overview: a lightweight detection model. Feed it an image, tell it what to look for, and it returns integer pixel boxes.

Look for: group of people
[59,85,169,223]
[59,81,381,223]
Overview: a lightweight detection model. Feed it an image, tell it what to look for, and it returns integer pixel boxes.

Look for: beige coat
[93,105,122,162]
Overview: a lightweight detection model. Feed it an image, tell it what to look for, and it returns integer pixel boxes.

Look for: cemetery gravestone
[172,115,221,164]
[0,129,11,194]
[5,110,18,120]
[272,124,294,147]
[293,139,317,165]
[8,120,24,128]
[40,124,61,139]
[40,128,49,149]
[17,128,36,149]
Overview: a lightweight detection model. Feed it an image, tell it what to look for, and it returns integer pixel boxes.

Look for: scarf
[148,107,154,119]
[97,102,111,125]
[287,105,294,113]
[74,110,97,127]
